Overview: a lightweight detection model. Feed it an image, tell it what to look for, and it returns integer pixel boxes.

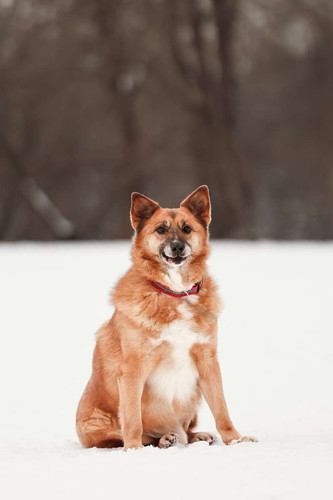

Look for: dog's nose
[170,240,185,255]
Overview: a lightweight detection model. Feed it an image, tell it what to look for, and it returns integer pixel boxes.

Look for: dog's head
[130,186,211,274]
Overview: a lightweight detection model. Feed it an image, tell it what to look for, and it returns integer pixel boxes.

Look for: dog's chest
[147,302,207,404]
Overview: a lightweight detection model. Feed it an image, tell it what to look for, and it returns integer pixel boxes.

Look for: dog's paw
[229,435,258,445]
[221,428,257,445]
[124,441,144,451]
[189,432,217,445]
[158,433,179,449]
[220,429,258,445]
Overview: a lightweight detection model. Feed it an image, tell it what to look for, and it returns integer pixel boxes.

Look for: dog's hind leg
[184,414,216,445]
[77,408,123,448]
[142,426,188,448]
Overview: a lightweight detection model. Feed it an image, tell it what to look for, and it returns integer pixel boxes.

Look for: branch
[0,135,75,239]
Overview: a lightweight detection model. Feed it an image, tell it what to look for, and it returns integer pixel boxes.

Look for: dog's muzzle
[161,240,191,266]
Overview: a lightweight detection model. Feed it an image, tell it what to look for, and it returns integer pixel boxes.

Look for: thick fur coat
[76,186,255,449]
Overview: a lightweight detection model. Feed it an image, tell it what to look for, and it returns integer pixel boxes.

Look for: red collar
[151,280,202,298]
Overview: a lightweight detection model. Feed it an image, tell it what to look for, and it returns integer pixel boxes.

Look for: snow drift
[0,241,332,499]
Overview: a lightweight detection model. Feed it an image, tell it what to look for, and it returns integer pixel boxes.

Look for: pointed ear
[130,192,160,232]
[180,185,211,226]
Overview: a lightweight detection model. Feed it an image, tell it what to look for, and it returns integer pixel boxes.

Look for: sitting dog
[76,185,256,449]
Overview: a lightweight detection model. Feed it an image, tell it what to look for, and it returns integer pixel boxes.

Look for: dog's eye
[156,226,166,234]
[183,225,192,234]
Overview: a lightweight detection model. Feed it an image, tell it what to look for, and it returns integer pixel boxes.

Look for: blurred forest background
[0,0,332,240]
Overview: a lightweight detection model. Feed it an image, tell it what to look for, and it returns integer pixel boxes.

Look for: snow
[0,241,332,499]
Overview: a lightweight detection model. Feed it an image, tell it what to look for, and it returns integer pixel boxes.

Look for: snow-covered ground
[0,241,332,499]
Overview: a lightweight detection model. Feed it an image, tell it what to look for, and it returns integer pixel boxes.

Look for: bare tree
[0,0,332,240]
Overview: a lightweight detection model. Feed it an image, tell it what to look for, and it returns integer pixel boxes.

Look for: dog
[76,185,256,449]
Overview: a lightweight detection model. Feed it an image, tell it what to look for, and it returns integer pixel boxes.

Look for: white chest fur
[147,303,207,404]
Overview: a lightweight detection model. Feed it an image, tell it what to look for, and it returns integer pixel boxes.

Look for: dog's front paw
[124,440,144,451]
[227,435,258,445]
[220,428,257,445]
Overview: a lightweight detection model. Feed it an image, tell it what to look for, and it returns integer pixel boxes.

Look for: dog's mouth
[161,251,187,266]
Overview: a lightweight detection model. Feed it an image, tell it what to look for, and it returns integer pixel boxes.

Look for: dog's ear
[130,192,160,232]
[180,185,211,226]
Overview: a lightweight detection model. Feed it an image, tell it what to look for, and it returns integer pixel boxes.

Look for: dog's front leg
[192,345,256,445]
[117,361,145,450]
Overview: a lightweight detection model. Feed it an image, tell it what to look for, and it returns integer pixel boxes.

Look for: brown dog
[76,186,256,449]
